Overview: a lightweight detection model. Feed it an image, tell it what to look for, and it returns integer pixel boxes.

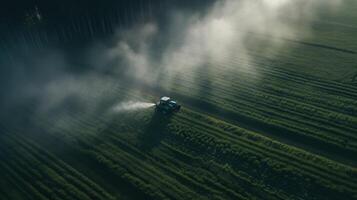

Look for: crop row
[160,47,357,130]
[0,126,115,200]
[162,41,357,100]
[159,65,357,154]
[186,75,357,142]
[5,74,356,200]
[18,90,280,198]
[167,113,357,199]
[81,123,280,199]
[175,110,356,183]
[36,71,357,164]
[31,90,356,200]
[68,119,248,200]
[177,68,357,134]
[163,45,357,116]
[39,73,356,162]
[105,132,269,200]
[174,53,357,129]
[173,114,355,189]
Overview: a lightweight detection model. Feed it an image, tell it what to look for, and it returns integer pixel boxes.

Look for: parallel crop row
[166,112,357,200]
[160,60,357,155]
[0,126,115,200]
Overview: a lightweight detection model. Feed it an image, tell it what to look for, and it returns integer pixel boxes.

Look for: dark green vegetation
[1,1,357,200]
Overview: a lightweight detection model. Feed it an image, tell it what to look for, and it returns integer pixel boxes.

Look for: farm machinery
[155,96,181,114]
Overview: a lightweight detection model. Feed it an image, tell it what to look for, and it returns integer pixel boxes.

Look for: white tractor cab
[155,96,181,114]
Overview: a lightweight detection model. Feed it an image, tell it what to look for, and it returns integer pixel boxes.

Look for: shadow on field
[138,111,172,151]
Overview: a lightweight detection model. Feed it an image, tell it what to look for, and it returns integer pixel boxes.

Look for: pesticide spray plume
[0,0,343,125]
[101,0,343,90]
[112,101,156,113]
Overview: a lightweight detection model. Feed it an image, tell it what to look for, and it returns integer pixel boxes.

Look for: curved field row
[1,134,112,200]
[11,134,115,200]
[174,111,356,186]
[3,93,297,199]
[0,161,49,200]
[175,71,357,141]
[16,83,356,199]
[45,108,288,199]
[25,106,251,199]
[118,137,284,200]
[158,73,357,154]
[168,113,357,199]
[165,119,353,198]
[173,114,355,187]
[2,62,355,200]
[174,67,357,132]
[155,142,285,200]
[36,72,356,165]
[158,46,357,120]
[103,73,353,162]
[191,48,357,112]
[164,43,357,99]
[224,63,357,115]
[104,132,280,200]
[150,53,354,148]
[0,137,73,200]
[0,126,115,200]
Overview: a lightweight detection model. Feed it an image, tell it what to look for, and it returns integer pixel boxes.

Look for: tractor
[155,96,181,114]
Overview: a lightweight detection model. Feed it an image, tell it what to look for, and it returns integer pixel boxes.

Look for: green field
[1,1,357,200]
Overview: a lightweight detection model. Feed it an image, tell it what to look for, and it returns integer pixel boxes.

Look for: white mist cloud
[107,23,158,81]
[0,0,344,138]
[38,74,113,113]
[5,0,342,125]
[105,0,342,87]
